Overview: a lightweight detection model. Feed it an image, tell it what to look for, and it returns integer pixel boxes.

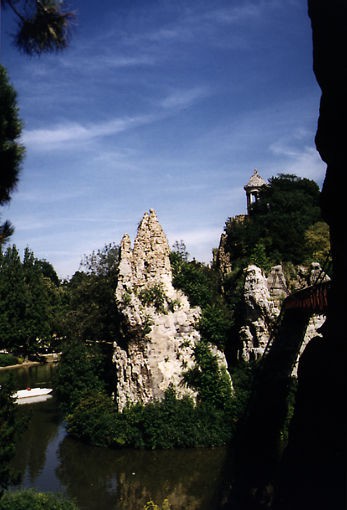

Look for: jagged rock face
[213,232,232,277]
[239,265,279,361]
[114,209,230,411]
[267,265,289,305]
[239,262,328,364]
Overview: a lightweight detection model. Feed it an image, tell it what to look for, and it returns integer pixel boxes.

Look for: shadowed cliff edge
[221,2,347,509]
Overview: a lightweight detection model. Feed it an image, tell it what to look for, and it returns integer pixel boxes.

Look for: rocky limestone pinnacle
[113,209,231,411]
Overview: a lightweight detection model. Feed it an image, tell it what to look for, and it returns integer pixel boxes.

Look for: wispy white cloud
[60,53,156,72]
[22,114,156,149]
[22,85,210,151]
[204,3,264,25]
[269,139,326,183]
[160,87,210,110]
[14,187,91,204]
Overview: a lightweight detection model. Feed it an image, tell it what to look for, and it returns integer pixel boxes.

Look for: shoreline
[0,358,59,371]
[0,361,41,371]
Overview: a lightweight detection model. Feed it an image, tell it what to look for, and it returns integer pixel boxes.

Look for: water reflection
[57,437,227,510]
[6,364,228,510]
[0,363,57,390]
[12,398,63,490]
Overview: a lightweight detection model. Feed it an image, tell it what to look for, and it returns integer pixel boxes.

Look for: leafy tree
[61,243,121,342]
[144,500,171,510]
[170,242,234,351]
[0,246,62,357]
[2,0,75,55]
[35,258,60,286]
[198,302,233,350]
[304,221,331,266]
[0,489,78,509]
[53,340,106,413]
[0,66,24,246]
[225,174,323,266]
[66,386,235,449]
[0,376,18,494]
[249,241,272,272]
[0,1,74,243]
[170,254,221,309]
[183,341,233,410]
[0,245,26,352]
[170,240,189,272]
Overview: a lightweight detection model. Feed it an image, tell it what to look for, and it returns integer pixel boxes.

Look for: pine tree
[0,66,24,245]
[2,0,75,55]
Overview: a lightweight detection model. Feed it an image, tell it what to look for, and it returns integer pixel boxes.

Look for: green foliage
[249,241,273,272]
[0,489,78,510]
[183,341,232,410]
[61,243,121,342]
[0,65,25,245]
[53,340,105,413]
[199,303,233,350]
[304,221,331,266]
[0,246,62,357]
[138,283,166,313]
[3,0,75,56]
[144,499,171,510]
[66,386,235,450]
[35,259,60,286]
[225,174,323,266]
[228,361,257,417]
[66,391,117,448]
[170,240,189,274]
[171,256,220,309]
[0,376,18,494]
[170,240,237,357]
[0,66,24,204]
[0,353,18,367]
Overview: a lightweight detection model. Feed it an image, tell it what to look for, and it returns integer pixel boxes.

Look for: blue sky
[1,0,325,279]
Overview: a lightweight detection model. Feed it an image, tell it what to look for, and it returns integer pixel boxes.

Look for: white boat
[13,387,52,400]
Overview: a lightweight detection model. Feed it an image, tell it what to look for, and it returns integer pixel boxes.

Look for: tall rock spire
[113,209,231,411]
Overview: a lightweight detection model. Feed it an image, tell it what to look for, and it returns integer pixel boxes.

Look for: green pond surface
[1,364,230,510]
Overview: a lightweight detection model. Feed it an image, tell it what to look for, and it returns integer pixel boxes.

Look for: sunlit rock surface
[240,262,328,366]
[113,209,230,411]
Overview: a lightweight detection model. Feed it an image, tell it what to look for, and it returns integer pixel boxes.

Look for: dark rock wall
[273,3,347,509]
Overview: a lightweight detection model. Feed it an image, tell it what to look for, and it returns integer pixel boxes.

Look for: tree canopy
[0,1,75,244]
[0,66,24,245]
[0,246,63,357]
[60,243,121,342]
[2,0,75,55]
[224,173,326,267]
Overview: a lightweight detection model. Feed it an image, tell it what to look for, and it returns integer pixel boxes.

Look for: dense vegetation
[224,174,329,270]
[0,2,77,503]
[0,246,62,358]
[0,65,24,245]
[0,377,18,495]
[0,489,78,510]
[53,335,242,449]
[0,173,329,494]
[60,243,121,342]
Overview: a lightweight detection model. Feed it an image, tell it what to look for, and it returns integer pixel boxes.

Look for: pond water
[1,364,231,510]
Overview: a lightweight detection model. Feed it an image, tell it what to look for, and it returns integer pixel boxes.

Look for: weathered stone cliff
[239,262,328,366]
[272,5,347,509]
[113,209,230,411]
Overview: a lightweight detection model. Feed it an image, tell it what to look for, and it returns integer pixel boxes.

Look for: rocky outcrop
[239,265,279,361]
[113,209,230,411]
[239,262,328,364]
[213,232,232,277]
[273,8,347,508]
